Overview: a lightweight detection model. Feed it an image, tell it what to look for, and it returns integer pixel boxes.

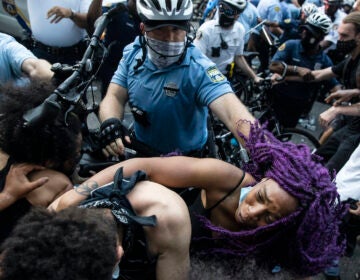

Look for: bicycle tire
[276,127,320,152]
[231,76,252,105]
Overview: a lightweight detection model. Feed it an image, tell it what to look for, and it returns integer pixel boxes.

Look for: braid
[195,120,347,276]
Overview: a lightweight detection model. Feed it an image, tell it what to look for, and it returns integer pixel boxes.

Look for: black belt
[32,39,87,56]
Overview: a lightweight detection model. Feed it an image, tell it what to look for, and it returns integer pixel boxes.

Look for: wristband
[293,65,297,74]
[275,61,288,81]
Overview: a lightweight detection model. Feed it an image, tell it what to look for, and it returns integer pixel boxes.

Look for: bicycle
[246,77,321,151]
[21,4,159,177]
[210,77,320,168]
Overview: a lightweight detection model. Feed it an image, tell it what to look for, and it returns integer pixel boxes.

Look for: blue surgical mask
[239,186,252,203]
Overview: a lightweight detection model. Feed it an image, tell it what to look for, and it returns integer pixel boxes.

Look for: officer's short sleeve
[7,40,36,78]
[271,41,291,62]
[110,44,134,88]
[191,52,234,105]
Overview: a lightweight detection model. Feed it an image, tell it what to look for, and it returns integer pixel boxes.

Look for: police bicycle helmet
[301,2,318,17]
[305,12,332,35]
[135,0,194,70]
[137,0,193,23]
[222,0,247,12]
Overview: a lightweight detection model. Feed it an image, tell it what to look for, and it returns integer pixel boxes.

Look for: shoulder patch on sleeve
[206,66,226,83]
[278,43,286,51]
[274,6,280,12]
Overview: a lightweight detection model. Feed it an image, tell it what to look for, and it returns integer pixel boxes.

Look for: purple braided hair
[195,120,347,276]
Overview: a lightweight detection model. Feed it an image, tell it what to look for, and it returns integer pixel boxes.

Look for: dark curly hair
[0,207,118,280]
[0,82,81,175]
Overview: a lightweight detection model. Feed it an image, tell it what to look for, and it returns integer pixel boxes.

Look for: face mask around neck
[145,34,186,68]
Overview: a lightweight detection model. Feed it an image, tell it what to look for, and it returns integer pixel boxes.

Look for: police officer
[88,0,142,95]
[194,0,262,82]
[269,12,339,127]
[98,0,255,157]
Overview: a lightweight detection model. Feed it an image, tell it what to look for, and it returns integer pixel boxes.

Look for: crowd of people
[0,0,360,279]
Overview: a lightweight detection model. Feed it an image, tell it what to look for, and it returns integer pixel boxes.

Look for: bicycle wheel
[231,76,252,105]
[276,127,320,152]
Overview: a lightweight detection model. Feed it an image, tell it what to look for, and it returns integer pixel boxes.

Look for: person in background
[269,12,338,127]
[342,0,355,14]
[282,12,360,173]
[319,0,346,57]
[194,0,262,82]
[87,0,141,95]
[28,0,92,64]
[0,32,53,87]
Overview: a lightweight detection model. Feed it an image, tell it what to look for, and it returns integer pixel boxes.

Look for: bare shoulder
[127,180,188,218]
[26,169,72,207]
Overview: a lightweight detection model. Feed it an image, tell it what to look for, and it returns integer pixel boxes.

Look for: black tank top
[189,170,246,243]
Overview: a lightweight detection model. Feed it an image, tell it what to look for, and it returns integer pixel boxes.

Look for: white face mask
[239,186,252,203]
[145,34,186,68]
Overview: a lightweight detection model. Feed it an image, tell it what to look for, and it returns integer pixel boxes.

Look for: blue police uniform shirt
[0,33,36,87]
[111,36,233,154]
[238,2,260,43]
[272,39,339,97]
[257,0,283,23]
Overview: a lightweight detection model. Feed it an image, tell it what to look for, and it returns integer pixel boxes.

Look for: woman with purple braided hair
[53,120,347,277]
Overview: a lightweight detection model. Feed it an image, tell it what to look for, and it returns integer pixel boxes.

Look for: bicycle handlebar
[22,4,126,129]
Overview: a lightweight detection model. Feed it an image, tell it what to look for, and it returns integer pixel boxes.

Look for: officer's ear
[140,22,146,35]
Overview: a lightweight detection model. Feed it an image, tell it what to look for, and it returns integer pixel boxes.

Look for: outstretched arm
[21,58,54,81]
[209,92,256,143]
[51,156,245,211]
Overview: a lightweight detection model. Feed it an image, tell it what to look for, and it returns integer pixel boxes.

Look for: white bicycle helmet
[301,2,318,17]
[306,12,332,34]
[342,0,355,6]
[137,0,193,22]
[222,0,247,11]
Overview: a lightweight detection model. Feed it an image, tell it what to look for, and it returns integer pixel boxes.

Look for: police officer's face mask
[300,29,321,50]
[218,2,240,28]
[145,34,186,68]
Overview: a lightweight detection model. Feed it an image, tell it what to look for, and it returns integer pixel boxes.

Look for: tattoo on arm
[74,181,100,196]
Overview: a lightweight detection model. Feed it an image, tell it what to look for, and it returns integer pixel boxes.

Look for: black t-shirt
[331,55,360,132]
[332,54,360,89]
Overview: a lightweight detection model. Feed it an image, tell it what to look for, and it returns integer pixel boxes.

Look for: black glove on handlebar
[100,118,129,147]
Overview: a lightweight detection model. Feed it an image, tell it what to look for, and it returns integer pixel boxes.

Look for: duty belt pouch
[130,105,150,127]
[211,47,221,57]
